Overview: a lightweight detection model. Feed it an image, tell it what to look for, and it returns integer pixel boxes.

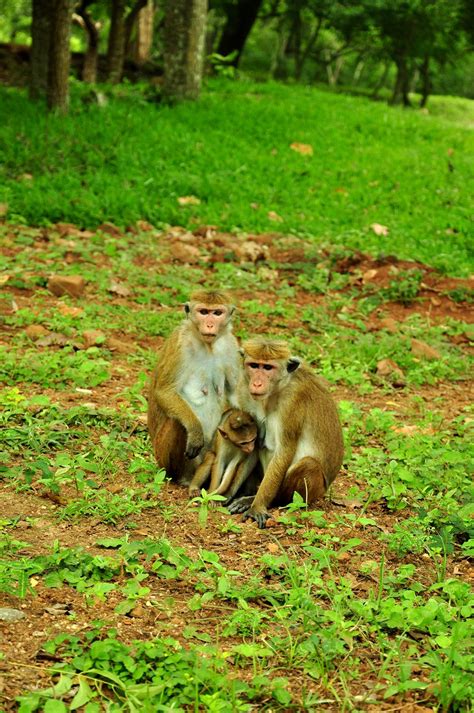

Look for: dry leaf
[57,304,83,317]
[331,496,363,509]
[370,223,389,236]
[170,241,201,264]
[235,241,269,263]
[83,329,105,348]
[378,317,398,333]
[25,324,49,340]
[178,195,201,206]
[267,210,283,223]
[290,142,313,156]
[0,274,10,285]
[267,543,279,554]
[362,268,378,283]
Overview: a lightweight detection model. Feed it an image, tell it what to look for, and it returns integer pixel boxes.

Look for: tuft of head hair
[228,409,254,430]
[189,289,232,306]
[242,338,291,361]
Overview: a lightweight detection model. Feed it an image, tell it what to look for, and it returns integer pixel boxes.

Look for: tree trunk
[217,0,263,66]
[419,54,431,108]
[30,0,53,100]
[76,4,99,83]
[127,0,153,62]
[391,56,411,106]
[163,0,207,102]
[107,0,127,83]
[47,0,72,112]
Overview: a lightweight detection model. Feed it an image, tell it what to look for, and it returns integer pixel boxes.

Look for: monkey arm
[188,450,215,497]
[153,387,204,458]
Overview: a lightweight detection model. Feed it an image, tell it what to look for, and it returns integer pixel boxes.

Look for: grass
[1,77,473,711]
[0,79,473,275]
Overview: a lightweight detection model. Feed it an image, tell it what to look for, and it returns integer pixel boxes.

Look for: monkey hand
[243,506,271,529]
[185,429,204,459]
[227,495,254,515]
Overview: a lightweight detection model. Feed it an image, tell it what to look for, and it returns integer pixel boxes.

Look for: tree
[30,0,53,99]
[162,0,208,101]
[47,0,73,111]
[216,0,263,66]
[106,0,149,83]
[74,0,100,83]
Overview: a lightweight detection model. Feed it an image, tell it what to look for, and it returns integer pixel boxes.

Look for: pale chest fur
[176,333,239,442]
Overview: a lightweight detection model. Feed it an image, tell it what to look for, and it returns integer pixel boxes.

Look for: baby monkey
[188,408,259,503]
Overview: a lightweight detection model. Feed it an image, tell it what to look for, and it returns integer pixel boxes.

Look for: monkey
[147,289,240,484]
[188,408,259,502]
[227,338,344,528]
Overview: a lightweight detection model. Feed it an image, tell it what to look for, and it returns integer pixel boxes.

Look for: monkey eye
[248,362,259,369]
[213,309,224,316]
[198,308,209,316]
[263,364,275,371]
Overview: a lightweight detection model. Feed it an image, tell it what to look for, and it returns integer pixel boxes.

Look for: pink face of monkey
[245,360,280,398]
[192,303,230,342]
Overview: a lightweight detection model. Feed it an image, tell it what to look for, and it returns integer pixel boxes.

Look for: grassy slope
[0,80,473,275]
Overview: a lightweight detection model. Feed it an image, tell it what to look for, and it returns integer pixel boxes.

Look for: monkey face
[192,304,229,342]
[245,360,280,398]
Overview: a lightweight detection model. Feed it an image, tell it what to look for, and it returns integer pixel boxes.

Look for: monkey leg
[152,417,187,481]
[188,450,215,498]
[275,456,327,506]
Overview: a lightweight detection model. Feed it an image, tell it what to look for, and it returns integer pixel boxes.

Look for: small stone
[376,358,406,387]
[411,338,441,360]
[48,275,86,298]
[83,329,105,348]
[0,608,26,622]
[25,324,49,340]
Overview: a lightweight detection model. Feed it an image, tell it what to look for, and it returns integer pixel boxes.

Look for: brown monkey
[188,408,259,501]
[147,290,240,483]
[228,338,344,528]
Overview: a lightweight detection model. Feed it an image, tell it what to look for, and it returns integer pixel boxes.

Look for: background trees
[0,0,472,111]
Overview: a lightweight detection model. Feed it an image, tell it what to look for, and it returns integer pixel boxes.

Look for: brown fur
[147,291,239,483]
[188,408,258,500]
[229,339,344,527]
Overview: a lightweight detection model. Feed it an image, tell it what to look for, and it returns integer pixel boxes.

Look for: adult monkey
[147,289,240,483]
[228,338,344,528]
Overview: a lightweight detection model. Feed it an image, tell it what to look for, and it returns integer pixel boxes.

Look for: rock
[136,220,155,232]
[376,358,406,387]
[36,332,70,347]
[25,324,49,340]
[108,281,131,297]
[83,329,105,348]
[107,337,133,354]
[98,222,122,236]
[0,608,25,622]
[170,241,201,264]
[235,241,270,263]
[411,338,441,360]
[48,275,86,298]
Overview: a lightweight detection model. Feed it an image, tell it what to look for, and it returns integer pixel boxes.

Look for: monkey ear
[287,357,301,373]
[238,347,245,359]
[184,303,190,315]
[218,428,228,439]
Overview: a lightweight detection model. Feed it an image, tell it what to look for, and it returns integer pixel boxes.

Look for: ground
[0,220,473,711]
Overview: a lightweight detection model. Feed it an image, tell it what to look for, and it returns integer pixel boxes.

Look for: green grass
[0,79,472,275]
